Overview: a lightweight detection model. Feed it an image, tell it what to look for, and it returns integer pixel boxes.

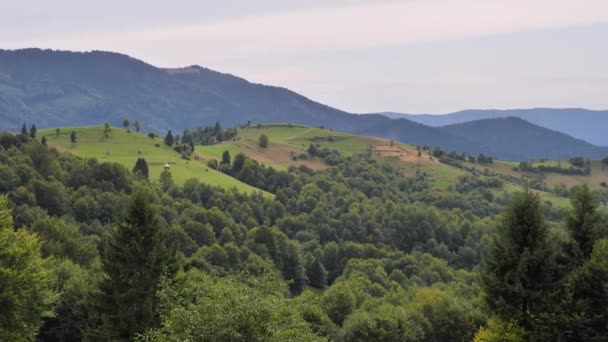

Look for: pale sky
[2,0,608,113]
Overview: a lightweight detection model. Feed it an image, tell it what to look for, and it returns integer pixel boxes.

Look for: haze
[2,0,608,113]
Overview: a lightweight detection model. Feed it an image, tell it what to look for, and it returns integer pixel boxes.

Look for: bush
[259,134,269,148]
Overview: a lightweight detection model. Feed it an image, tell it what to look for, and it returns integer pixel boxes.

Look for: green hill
[39,126,270,196]
[3,49,606,162]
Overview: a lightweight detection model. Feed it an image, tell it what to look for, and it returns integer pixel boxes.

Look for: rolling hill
[382,108,608,147]
[2,48,607,161]
[38,126,270,196]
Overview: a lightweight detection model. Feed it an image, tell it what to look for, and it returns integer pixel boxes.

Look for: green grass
[196,144,242,161]
[237,124,371,156]
[40,126,271,197]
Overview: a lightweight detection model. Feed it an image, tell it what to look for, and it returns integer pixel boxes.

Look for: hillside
[439,117,608,161]
[2,49,607,162]
[382,108,608,146]
[38,126,270,196]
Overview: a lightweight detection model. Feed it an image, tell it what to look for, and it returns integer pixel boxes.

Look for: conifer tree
[481,190,556,334]
[99,190,176,341]
[566,185,604,264]
[70,131,77,144]
[30,124,37,138]
[21,122,28,135]
[132,158,149,180]
[306,257,328,288]
[221,150,231,166]
[41,136,47,145]
[164,130,174,146]
[134,121,141,132]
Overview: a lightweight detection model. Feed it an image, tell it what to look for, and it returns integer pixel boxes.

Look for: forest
[0,130,607,341]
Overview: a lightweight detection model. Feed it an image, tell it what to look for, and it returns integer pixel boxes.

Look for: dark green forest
[1,130,607,341]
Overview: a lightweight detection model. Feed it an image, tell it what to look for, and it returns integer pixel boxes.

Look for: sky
[2,0,608,114]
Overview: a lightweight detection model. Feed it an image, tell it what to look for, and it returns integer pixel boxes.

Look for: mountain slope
[0,49,357,132]
[382,108,608,147]
[1,49,607,161]
[439,117,608,161]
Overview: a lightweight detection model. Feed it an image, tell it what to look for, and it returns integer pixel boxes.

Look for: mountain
[1,48,607,161]
[439,117,608,161]
[380,108,608,147]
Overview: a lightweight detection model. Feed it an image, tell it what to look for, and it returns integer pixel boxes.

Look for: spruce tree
[481,191,556,334]
[70,131,77,144]
[221,150,231,166]
[306,257,328,288]
[30,124,37,138]
[566,185,604,264]
[132,158,149,180]
[164,130,174,146]
[21,122,28,135]
[99,190,175,341]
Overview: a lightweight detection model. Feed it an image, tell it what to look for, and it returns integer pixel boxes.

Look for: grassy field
[39,126,271,197]
[40,124,601,209]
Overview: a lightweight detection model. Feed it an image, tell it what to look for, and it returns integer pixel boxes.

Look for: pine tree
[481,191,556,334]
[221,150,231,165]
[566,185,604,264]
[70,131,77,144]
[214,121,221,133]
[99,190,176,341]
[132,158,149,180]
[30,124,37,138]
[21,122,28,135]
[164,130,174,146]
[41,136,47,145]
[306,257,328,288]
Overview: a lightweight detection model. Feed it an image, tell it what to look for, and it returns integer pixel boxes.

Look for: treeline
[0,130,607,341]
[181,121,237,145]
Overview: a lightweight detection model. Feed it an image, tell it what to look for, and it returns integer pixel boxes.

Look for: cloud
[6,0,608,65]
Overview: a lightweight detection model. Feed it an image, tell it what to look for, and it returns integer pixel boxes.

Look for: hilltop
[2,49,607,161]
[38,126,269,196]
[382,108,608,147]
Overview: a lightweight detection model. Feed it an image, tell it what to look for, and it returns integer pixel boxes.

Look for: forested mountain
[382,108,608,147]
[2,49,607,161]
[2,126,607,341]
[438,117,608,161]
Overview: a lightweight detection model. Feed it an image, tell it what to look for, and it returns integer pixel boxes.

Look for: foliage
[139,270,325,342]
[98,189,177,340]
[0,196,56,341]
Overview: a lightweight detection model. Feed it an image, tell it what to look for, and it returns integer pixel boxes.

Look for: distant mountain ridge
[1,48,607,161]
[380,108,608,147]
[438,117,608,161]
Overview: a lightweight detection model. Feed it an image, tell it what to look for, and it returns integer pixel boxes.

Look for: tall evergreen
[30,124,37,138]
[164,130,174,146]
[565,185,604,264]
[70,131,77,144]
[221,150,231,165]
[306,257,328,288]
[21,122,28,135]
[481,191,556,334]
[99,190,176,341]
[560,186,608,340]
[132,158,149,180]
